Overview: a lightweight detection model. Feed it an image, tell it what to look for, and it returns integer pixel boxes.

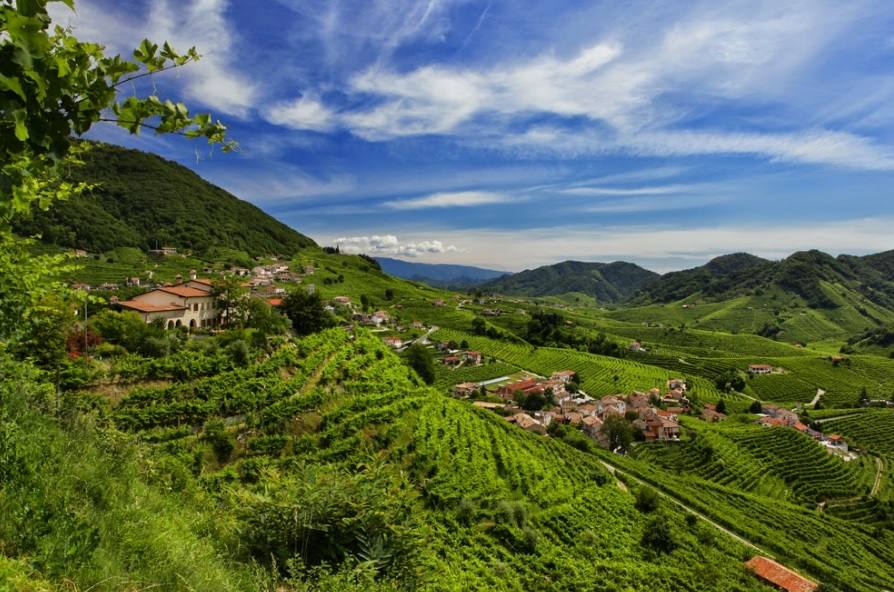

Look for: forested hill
[634,250,894,310]
[479,260,659,303]
[12,142,316,256]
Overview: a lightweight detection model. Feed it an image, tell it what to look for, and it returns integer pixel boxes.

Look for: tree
[244,299,291,345]
[213,275,249,328]
[0,1,234,224]
[0,1,233,360]
[360,294,371,311]
[715,399,727,414]
[281,289,332,336]
[641,516,677,554]
[471,317,486,335]
[460,339,470,349]
[601,415,634,451]
[634,486,660,513]
[715,370,745,392]
[749,400,763,414]
[404,343,435,385]
[384,288,394,301]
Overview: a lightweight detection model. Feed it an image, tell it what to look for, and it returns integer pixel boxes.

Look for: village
[448,362,854,460]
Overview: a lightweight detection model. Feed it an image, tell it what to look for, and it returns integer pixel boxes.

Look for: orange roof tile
[157,286,209,298]
[745,556,817,592]
[119,300,186,313]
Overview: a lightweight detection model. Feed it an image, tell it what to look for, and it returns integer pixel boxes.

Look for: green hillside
[4,329,784,592]
[12,142,316,256]
[480,260,659,303]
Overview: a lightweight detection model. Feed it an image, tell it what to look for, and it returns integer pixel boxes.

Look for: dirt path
[815,414,859,424]
[598,459,768,556]
[871,456,884,497]
[808,388,825,408]
[299,352,337,396]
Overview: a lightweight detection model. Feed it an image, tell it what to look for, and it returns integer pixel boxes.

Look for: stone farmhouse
[118,273,218,330]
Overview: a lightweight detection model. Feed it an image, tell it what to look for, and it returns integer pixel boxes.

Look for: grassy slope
[62,329,774,591]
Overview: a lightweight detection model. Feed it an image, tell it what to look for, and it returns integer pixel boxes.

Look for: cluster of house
[756,404,848,452]
[748,364,777,375]
[463,374,717,448]
[441,349,483,368]
[245,262,302,289]
[106,258,318,330]
[627,340,647,352]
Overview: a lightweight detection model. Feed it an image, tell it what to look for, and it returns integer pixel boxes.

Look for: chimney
[189,269,197,281]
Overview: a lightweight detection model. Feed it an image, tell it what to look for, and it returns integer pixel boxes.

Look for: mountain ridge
[375,256,507,288]
[12,142,316,256]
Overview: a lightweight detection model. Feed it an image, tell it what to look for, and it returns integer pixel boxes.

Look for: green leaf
[13,111,29,141]
[0,75,26,101]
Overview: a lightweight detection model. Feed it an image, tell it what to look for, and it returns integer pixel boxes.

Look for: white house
[119,275,218,330]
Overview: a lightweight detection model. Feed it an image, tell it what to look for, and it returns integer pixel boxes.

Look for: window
[193,303,199,312]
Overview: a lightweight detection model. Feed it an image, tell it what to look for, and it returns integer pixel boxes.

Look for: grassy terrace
[73,328,779,591]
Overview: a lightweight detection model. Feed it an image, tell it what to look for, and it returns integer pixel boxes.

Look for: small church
[119,271,219,330]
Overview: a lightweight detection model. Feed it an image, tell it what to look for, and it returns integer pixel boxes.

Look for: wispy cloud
[559,184,702,196]
[265,1,894,170]
[383,190,510,209]
[334,234,460,257]
[265,93,334,131]
[51,0,258,117]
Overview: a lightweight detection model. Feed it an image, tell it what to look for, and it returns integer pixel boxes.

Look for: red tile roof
[744,556,817,592]
[119,300,186,313]
[157,286,209,298]
[266,298,283,306]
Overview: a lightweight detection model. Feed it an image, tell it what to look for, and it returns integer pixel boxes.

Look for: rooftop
[744,556,817,592]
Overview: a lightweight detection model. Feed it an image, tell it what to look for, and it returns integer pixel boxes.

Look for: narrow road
[598,459,769,556]
[871,456,884,497]
[808,388,825,408]
[815,414,859,424]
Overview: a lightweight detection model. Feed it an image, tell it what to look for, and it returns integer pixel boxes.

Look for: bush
[404,344,435,385]
[641,516,677,554]
[635,486,660,513]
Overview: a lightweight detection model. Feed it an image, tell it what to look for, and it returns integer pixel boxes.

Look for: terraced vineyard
[433,328,749,407]
[820,410,894,455]
[602,449,894,592]
[96,328,782,591]
[722,426,873,503]
[433,360,519,389]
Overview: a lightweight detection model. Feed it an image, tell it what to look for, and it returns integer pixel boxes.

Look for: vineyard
[433,360,519,390]
[601,448,894,592]
[820,410,894,455]
[87,327,786,591]
[432,328,749,407]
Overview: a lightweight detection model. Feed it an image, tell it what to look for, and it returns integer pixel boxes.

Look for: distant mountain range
[13,142,316,256]
[375,257,507,288]
[479,260,659,303]
[634,250,894,310]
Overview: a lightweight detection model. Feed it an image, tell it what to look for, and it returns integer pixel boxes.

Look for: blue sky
[52,0,894,272]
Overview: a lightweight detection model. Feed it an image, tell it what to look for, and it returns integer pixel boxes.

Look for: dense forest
[12,142,316,256]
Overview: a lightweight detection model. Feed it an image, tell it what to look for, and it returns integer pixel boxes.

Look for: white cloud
[208,162,354,204]
[266,1,894,170]
[383,190,510,209]
[51,0,258,117]
[366,217,894,272]
[265,94,335,131]
[488,125,894,171]
[334,235,460,257]
[559,184,701,197]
